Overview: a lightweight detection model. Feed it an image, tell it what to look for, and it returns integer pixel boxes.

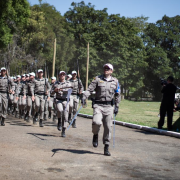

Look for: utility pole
[86,42,89,90]
[52,38,56,77]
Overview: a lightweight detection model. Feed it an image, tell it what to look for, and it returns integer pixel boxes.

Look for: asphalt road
[0,115,180,180]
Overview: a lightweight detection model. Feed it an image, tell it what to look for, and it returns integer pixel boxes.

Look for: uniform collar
[102,75,113,82]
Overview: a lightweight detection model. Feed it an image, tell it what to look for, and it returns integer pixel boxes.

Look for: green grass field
[80,100,180,130]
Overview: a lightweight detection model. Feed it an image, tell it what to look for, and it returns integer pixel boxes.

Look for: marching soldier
[24,73,35,121]
[8,76,15,114]
[12,77,17,115]
[69,71,84,127]
[30,69,50,127]
[48,77,56,119]
[0,67,15,126]
[82,63,121,156]
[14,74,26,119]
[51,71,72,137]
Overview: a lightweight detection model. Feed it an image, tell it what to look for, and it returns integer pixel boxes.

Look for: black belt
[35,93,45,95]
[0,91,7,93]
[94,101,112,105]
[27,94,32,96]
[71,93,77,95]
[56,98,68,101]
[50,96,55,98]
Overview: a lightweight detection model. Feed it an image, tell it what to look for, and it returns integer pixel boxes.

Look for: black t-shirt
[161,83,177,106]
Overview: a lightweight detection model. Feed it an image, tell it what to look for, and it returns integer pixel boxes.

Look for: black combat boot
[44,114,47,121]
[72,119,76,128]
[21,110,25,119]
[24,111,29,121]
[15,111,18,118]
[19,110,22,119]
[57,118,62,131]
[12,107,15,115]
[68,114,71,124]
[48,111,51,119]
[39,119,44,127]
[1,117,5,126]
[33,113,38,124]
[53,115,56,121]
[8,106,11,115]
[92,134,98,147]
[61,127,66,137]
[104,144,111,156]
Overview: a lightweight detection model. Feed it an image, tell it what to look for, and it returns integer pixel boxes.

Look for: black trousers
[158,103,173,130]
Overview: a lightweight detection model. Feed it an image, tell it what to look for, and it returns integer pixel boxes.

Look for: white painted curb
[78,113,180,139]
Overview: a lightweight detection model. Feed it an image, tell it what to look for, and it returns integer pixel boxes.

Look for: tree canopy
[0,1,179,100]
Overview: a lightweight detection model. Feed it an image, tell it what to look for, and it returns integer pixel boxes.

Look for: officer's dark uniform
[158,83,177,130]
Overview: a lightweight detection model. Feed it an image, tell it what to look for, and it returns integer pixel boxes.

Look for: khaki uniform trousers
[0,92,8,118]
[56,99,69,129]
[26,95,34,117]
[18,95,26,111]
[8,93,14,106]
[35,95,45,119]
[13,95,19,112]
[92,104,113,145]
[48,97,54,112]
[69,95,79,118]
[14,95,26,113]
[44,96,48,116]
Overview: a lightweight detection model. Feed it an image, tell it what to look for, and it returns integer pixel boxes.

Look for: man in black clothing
[158,76,177,130]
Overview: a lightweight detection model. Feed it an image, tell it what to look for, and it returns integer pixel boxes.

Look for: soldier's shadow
[51,148,102,157]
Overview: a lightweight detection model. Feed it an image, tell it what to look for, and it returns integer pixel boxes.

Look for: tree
[0,0,30,48]
[143,15,180,100]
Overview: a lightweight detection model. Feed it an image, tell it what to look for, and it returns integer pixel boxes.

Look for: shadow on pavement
[27,133,47,140]
[27,132,57,137]
[51,148,102,157]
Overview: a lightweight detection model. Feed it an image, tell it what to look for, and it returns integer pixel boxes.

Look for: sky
[28,0,180,23]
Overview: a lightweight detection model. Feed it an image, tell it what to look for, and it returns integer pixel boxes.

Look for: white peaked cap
[59,71,66,74]
[29,72,35,77]
[51,77,56,80]
[1,67,6,71]
[67,74,72,78]
[103,63,113,70]
[38,69,43,73]
[71,70,77,74]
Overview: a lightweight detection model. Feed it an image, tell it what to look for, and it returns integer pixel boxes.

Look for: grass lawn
[80,100,180,130]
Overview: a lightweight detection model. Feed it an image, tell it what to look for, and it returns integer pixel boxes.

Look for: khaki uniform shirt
[0,75,15,92]
[30,78,50,96]
[70,78,83,95]
[15,81,25,96]
[51,80,72,100]
[83,75,121,107]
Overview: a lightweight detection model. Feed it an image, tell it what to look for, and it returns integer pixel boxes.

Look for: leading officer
[82,63,120,156]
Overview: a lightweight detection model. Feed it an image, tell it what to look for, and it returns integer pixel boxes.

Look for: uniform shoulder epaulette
[112,76,118,81]
[93,75,101,80]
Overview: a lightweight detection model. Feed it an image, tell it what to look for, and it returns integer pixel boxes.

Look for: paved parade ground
[0,116,180,180]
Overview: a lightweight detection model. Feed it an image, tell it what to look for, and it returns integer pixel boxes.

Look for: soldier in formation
[0,67,15,126]
[30,69,50,127]
[69,70,84,127]
[82,63,121,156]
[48,77,56,120]
[51,71,72,137]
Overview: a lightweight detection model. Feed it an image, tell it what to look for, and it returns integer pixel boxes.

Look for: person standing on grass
[82,63,121,156]
[158,76,177,130]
